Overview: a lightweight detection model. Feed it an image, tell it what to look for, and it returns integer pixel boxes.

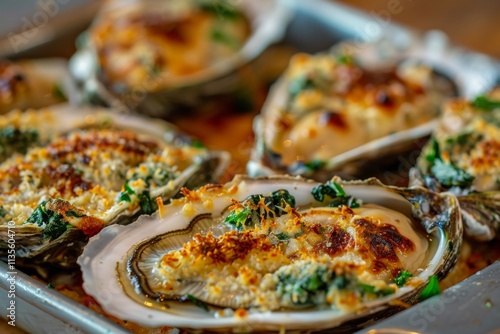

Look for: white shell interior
[78,177,448,331]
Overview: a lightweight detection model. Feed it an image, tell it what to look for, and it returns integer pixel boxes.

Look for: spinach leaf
[311,181,361,208]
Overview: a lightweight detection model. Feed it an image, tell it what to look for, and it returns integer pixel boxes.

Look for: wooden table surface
[340,0,500,59]
[1,1,499,333]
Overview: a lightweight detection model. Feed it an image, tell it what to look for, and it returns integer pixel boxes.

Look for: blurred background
[1,0,500,59]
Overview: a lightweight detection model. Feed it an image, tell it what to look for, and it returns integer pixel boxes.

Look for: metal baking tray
[1,0,499,333]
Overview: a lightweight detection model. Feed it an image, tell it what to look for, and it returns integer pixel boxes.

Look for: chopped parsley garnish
[311,181,361,208]
[124,183,135,195]
[224,189,296,230]
[419,275,440,300]
[275,232,291,241]
[118,192,131,202]
[471,95,500,111]
[393,270,412,287]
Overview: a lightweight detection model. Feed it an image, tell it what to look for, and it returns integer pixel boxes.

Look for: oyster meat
[79,175,461,332]
[0,105,229,266]
[71,0,290,117]
[410,88,500,241]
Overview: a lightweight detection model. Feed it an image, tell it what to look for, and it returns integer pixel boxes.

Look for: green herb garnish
[138,191,157,215]
[425,139,474,188]
[471,95,500,111]
[52,84,67,100]
[198,0,240,20]
[304,160,326,172]
[358,283,395,297]
[393,270,412,287]
[25,200,73,240]
[311,181,361,208]
[224,190,296,231]
[430,159,474,188]
[337,54,354,65]
[0,206,7,218]
[211,28,240,49]
[0,126,39,160]
[118,192,131,202]
[419,275,440,300]
[184,294,209,312]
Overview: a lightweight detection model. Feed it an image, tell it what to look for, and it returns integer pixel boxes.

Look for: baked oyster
[0,58,75,114]
[410,88,500,241]
[70,0,290,117]
[248,49,458,180]
[0,105,229,266]
[79,175,461,332]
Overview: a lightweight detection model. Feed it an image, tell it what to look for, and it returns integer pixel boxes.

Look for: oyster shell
[248,34,498,181]
[70,0,290,117]
[410,88,500,241]
[0,104,229,267]
[79,175,461,332]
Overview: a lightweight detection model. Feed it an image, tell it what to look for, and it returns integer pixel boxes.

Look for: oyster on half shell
[79,175,461,332]
[410,88,500,241]
[70,0,290,117]
[248,33,498,181]
[0,104,229,267]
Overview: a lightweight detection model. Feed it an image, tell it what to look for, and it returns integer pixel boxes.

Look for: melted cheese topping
[157,203,428,311]
[0,128,205,233]
[91,0,250,90]
[263,53,454,167]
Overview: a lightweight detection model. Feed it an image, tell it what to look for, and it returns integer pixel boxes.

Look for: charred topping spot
[375,90,394,108]
[162,230,275,265]
[319,111,348,130]
[77,215,106,236]
[354,218,415,266]
[45,199,105,236]
[314,225,354,257]
[43,165,93,197]
[47,130,159,161]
